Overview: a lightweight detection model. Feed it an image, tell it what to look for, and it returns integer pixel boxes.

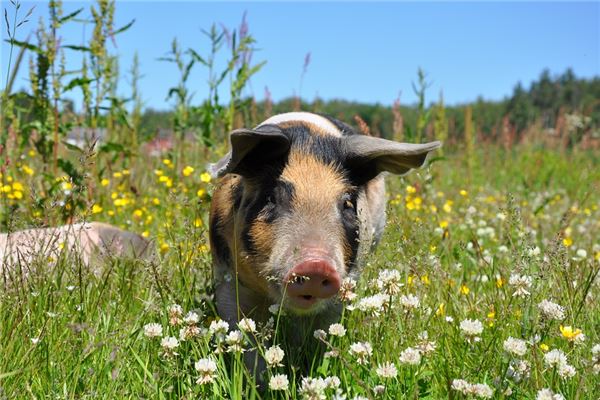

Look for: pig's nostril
[302,295,313,300]
[322,279,330,287]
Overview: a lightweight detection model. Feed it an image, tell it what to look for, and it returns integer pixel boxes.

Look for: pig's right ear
[208,125,290,178]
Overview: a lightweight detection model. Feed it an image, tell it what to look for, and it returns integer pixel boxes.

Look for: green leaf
[113,18,135,35]
[62,77,95,93]
[59,8,83,24]
[187,48,208,66]
[62,140,84,153]
[63,44,92,52]
[4,38,41,53]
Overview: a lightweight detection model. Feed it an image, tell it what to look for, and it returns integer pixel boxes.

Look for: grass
[1,146,599,399]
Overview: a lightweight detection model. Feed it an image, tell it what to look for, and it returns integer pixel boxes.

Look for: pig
[208,112,440,351]
[1,222,153,280]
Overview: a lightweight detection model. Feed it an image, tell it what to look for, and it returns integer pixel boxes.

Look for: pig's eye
[341,193,357,217]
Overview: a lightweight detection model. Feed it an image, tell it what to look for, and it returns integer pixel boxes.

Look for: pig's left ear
[209,125,290,178]
[345,135,441,181]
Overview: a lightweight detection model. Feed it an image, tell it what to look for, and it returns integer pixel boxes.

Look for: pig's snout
[284,259,341,309]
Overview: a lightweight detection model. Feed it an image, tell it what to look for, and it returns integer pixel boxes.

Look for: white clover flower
[31,337,40,345]
[324,375,341,389]
[536,388,565,400]
[313,329,327,341]
[592,343,600,373]
[169,303,183,316]
[195,357,218,384]
[557,363,576,379]
[225,330,244,353]
[269,303,285,315]
[143,322,163,338]
[538,299,565,320]
[357,293,390,315]
[528,246,541,257]
[339,278,357,302]
[376,361,397,378]
[373,385,386,395]
[503,337,527,357]
[471,383,493,398]
[269,373,289,391]
[509,273,533,297]
[264,345,285,367]
[451,379,471,394]
[349,341,373,365]
[498,245,509,253]
[460,319,483,337]
[168,304,183,326]
[238,318,256,333]
[183,311,200,325]
[298,377,327,400]
[160,336,179,351]
[328,323,346,337]
[572,248,587,261]
[399,294,420,310]
[324,349,339,358]
[544,349,567,368]
[399,347,421,365]
[451,379,493,398]
[209,319,229,337]
[376,269,403,295]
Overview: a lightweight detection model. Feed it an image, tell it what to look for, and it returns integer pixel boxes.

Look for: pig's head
[210,113,440,314]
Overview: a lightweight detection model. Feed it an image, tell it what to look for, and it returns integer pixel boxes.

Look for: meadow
[1,1,600,399]
[1,144,599,399]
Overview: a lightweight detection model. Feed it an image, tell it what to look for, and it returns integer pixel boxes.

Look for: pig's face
[210,113,440,314]
[244,149,364,313]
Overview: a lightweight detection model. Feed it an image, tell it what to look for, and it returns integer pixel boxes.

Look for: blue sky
[1,1,598,111]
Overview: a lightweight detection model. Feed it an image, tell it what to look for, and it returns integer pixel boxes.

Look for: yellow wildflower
[22,165,34,176]
[563,237,573,247]
[560,325,582,341]
[496,276,504,288]
[113,171,123,178]
[160,242,169,254]
[406,185,416,194]
[460,284,470,295]
[460,189,468,197]
[539,343,549,352]
[92,204,103,214]
[194,218,203,228]
[101,178,110,186]
[435,303,445,316]
[200,172,212,183]
[197,188,206,198]
[182,166,194,177]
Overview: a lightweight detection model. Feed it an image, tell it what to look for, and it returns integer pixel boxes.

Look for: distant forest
[138,69,599,145]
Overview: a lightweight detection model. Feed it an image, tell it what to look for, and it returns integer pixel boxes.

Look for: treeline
[140,68,600,146]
